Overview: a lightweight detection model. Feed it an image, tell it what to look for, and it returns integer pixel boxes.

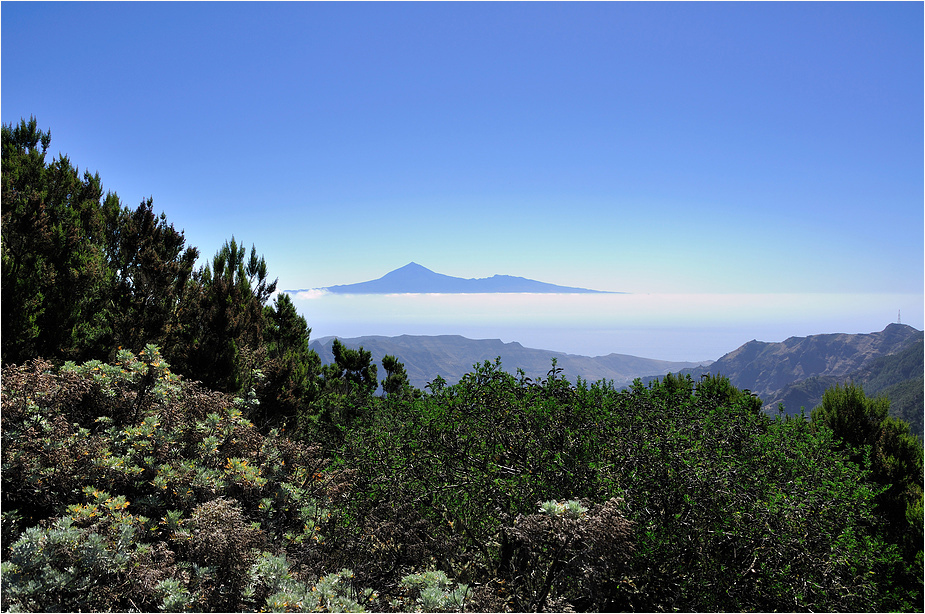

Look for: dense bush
[2,348,922,612]
[329,363,918,612]
[0,348,353,612]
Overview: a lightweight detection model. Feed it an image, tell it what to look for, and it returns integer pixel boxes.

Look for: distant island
[291,262,622,294]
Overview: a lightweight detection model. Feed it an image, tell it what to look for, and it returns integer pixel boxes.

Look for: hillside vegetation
[2,118,923,612]
[309,334,710,391]
[770,338,924,438]
[673,325,923,428]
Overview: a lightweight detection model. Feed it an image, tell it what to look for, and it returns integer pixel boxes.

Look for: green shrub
[1,348,340,612]
[395,570,468,613]
[2,492,149,612]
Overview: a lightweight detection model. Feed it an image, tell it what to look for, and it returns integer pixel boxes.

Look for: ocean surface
[289,292,923,362]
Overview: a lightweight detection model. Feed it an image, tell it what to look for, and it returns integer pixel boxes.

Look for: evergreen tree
[175,237,277,393]
[811,383,924,606]
[812,383,889,457]
[2,118,201,367]
[2,118,112,363]
[107,197,199,358]
[260,292,321,429]
[381,354,412,397]
[322,339,378,396]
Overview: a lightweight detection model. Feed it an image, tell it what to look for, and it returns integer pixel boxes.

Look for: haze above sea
[290,292,923,362]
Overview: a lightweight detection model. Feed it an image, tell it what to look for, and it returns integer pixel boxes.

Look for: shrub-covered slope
[769,339,924,437]
[3,351,922,612]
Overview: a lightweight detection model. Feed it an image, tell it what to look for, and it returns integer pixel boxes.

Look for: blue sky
[3,2,922,357]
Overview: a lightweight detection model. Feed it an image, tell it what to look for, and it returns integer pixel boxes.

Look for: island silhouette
[300,262,621,294]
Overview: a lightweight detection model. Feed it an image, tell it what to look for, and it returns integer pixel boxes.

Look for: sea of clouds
[287,291,923,362]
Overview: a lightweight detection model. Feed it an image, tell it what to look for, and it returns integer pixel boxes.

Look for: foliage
[330,365,914,611]
[259,292,322,430]
[1,118,199,366]
[812,383,924,608]
[175,237,277,394]
[323,339,378,396]
[3,349,922,612]
[0,349,344,612]
[302,339,381,446]
[2,504,144,612]
[2,117,113,363]
[381,354,414,399]
[106,197,199,362]
[2,118,312,398]
[611,377,890,611]
[812,383,889,454]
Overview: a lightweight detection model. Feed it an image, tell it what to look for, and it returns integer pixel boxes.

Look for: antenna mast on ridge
[898,309,901,325]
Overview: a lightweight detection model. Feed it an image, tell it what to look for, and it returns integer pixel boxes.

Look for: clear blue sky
[3,2,922,300]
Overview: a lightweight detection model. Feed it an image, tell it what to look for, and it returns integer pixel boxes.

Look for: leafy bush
[1,348,343,612]
[499,497,634,612]
[604,375,899,611]
[1,349,920,611]
[331,366,916,611]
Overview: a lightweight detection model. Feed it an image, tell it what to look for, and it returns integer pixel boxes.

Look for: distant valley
[311,324,923,438]
[310,334,710,390]
[292,262,620,294]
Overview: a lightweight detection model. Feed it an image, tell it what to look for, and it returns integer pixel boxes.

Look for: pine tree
[176,237,277,393]
[260,292,321,429]
[2,117,111,362]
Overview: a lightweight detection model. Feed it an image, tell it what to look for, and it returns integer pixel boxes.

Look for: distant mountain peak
[679,323,923,414]
[396,262,427,271]
[313,263,620,294]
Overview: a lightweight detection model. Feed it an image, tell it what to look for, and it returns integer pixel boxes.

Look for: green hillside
[769,339,923,439]
[310,334,710,390]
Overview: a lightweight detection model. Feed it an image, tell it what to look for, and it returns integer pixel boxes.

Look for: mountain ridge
[310,325,923,437]
[309,333,709,390]
[667,323,922,422]
[295,262,620,294]
[766,338,923,437]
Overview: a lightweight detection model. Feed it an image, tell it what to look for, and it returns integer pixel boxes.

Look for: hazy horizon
[291,290,921,362]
